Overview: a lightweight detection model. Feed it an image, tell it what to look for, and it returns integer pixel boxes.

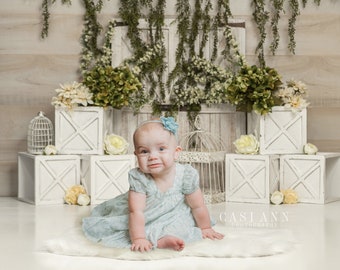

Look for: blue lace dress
[82,163,205,248]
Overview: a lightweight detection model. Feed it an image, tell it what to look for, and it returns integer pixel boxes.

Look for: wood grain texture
[1,0,340,196]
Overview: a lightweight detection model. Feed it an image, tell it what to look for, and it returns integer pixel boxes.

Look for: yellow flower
[104,134,129,155]
[64,185,87,205]
[282,189,298,204]
[303,143,318,155]
[233,134,259,155]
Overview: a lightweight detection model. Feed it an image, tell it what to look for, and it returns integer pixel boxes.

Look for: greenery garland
[270,0,284,55]
[252,0,269,68]
[41,0,72,39]
[288,0,300,54]
[40,0,323,69]
[40,0,323,116]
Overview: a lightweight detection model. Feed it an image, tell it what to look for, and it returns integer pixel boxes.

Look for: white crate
[55,107,113,155]
[18,152,80,205]
[280,152,340,204]
[247,106,307,154]
[81,155,136,205]
[225,154,279,204]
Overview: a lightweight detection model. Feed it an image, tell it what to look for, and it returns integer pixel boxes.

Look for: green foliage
[79,0,105,73]
[252,0,269,68]
[40,0,71,39]
[288,0,300,54]
[83,65,143,109]
[225,65,282,115]
[40,0,322,115]
[270,0,284,55]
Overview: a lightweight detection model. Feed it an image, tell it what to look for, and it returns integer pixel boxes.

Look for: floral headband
[137,116,179,135]
[160,116,178,135]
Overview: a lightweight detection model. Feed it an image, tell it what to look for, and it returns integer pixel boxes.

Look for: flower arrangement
[233,134,260,155]
[83,64,143,110]
[51,81,94,109]
[270,189,298,205]
[64,185,90,206]
[104,134,129,155]
[274,80,309,111]
[225,65,283,115]
[170,56,232,109]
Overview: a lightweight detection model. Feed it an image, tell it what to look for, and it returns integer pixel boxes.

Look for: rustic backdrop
[1,0,340,196]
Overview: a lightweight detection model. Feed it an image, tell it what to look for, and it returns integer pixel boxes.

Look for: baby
[82,117,223,252]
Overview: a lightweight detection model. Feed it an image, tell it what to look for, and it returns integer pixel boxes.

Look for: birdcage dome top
[178,116,226,163]
[27,111,54,154]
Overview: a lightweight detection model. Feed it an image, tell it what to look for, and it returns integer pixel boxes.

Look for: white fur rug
[41,225,296,260]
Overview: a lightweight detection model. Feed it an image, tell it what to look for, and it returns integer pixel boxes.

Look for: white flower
[270,191,284,205]
[77,194,91,206]
[303,143,318,155]
[233,134,259,155]
[51,81,93,109]
[44,145,57,155]
[104,134,129,155]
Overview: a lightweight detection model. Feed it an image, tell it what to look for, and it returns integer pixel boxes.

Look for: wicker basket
[27,111,54,154]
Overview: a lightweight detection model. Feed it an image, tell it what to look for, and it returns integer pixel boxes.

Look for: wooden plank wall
[0,0,340,196]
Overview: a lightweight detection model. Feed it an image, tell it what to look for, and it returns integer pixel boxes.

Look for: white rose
[44,145,57,155]
[233,134,259,155]
[303,143,318,155]
[270,191,284,205]
[104,134,129,155]
[77,194,91,206]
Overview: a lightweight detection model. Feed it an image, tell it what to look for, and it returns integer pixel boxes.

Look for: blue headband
[137,116,179,135]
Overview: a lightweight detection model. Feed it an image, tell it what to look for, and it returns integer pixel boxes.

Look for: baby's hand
[201,228,224,240]
[131,238,153,252]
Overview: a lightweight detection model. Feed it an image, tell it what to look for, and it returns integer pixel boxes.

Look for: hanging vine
[252,0,269,68]
[288,0,300,54]
[270,0,284,55]
[41,0,72,39]
[40,0,323,115]
[79,0,105,73]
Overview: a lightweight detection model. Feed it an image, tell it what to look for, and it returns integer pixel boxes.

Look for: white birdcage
[27,111,54,154]
[178,116,227,204]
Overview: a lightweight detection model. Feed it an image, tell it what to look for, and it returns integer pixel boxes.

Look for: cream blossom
[270,191,284,205]
[233,134,259,155]
[104,134,129,155]
[77,193,91,206]
[44,145,57,155]
[303,143,318,155]
[275,79,309,111]
[51,81,94,109]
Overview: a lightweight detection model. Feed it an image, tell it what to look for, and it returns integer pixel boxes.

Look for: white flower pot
[225,154,280,204]
[55,107,113,154]
[81,154,136,205]
[18,152,80,205]
[280,152,340,204]
[247,106,307,154]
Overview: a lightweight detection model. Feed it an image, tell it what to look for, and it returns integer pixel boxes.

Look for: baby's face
[133,123,181,176]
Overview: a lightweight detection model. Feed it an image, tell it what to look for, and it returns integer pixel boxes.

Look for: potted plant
[231,68,310,154]
[82,64,144,112]
[225,64,283,116]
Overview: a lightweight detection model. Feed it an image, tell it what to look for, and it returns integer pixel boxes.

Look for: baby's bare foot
[157,236,185,251]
